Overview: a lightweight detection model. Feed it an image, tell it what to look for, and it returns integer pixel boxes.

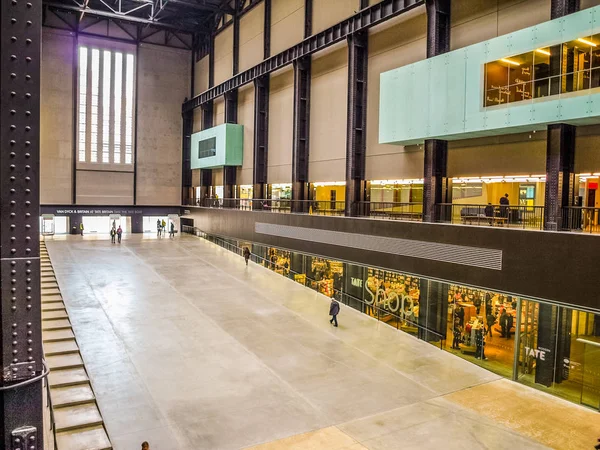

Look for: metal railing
[181,225,446,347]
[354,201,422,221]
[187,198,346,215]
[436,203,545,230]
[562,207,600,234]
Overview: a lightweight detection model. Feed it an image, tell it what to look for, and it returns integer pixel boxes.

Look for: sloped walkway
[45,234,600,450]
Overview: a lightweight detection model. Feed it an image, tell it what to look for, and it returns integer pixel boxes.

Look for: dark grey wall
[185,207,600,312]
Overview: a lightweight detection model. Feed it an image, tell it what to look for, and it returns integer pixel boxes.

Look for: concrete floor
[45,234,600,450]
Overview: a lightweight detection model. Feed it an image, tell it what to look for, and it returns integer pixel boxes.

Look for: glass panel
[561,38,592,94]
[125,54,134,165]
[114,52,122,164]
[581,340,600,409]
[78,47,88,162]
[90,48,100,163]
[102,51,111,163]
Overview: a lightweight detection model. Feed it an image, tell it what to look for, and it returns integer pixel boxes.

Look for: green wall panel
[190,123,244,169]
[380,6,600,145]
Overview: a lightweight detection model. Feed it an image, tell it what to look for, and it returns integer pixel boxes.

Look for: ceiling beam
[44,1,200,32]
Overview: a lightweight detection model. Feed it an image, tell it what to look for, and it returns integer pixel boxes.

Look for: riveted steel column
[253,75,269,204]
[225,90,238,124]
[423,0,450,223]
[345,31,368,217]
[304,0,312,38]
[291,57,311,213]
[551,0,580,19]
[360,0,369,9]
[1,0,44,446]
[181,110,193,205]
[264,0,271,58]
[199,168,212,205]
[544,1,579,230]
[223,165,237,205]
[544,124,576,230]
[233,0,240,76]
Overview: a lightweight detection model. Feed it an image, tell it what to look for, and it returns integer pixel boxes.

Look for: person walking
[117,226,122,243]
[506,312,514,339]
[499,193,509,219]
[156,219,161,237]
[452,318,462,349]
[475,328,488,360]
[161,219,166,235]
[141,442,149,450]
[486,312,496,338]
[243,247,251,266]
[329,297,340,327]
[169,222,175,239]
[79,222,84,236]
[110,227,116,244]
[500,310,508,338]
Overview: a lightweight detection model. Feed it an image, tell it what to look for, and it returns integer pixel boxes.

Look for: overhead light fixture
[536,48,551,56]
[577,38,597,47]
[501,58,520,66]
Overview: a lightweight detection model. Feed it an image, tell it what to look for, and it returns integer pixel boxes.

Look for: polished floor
[45,234,600,450]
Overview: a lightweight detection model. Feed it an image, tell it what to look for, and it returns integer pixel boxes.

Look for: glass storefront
[196,231,600,412]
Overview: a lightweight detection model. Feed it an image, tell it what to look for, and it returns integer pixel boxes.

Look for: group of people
[110,224,123,244]
[156,219,175,238]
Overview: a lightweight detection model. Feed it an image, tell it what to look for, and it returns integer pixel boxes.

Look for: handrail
[182,226,446,344]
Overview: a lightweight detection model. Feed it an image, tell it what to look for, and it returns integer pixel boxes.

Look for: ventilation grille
[255,223,503,270]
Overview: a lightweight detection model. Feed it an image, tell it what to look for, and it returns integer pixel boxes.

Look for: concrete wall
[271,0,304,55]
[214,26,234,85]
[41,29,74,204]
[268,68,293,183]
[312,0,357,34]
[136,44,190,205]
[41,32,190,206]
[450,0,551,51]
[366,13,427,181]
[240,3,265,72]
[309,47,348,182]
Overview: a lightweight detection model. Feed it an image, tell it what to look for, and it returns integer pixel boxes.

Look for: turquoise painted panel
[379,5,600,145]
[190,123,243,170]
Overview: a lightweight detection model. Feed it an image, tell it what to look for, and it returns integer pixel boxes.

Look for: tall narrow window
[78,47,88,162]
[125,54,134,165]
[102,51,111,163]
[114,53,122,164]
[90,49,100,163]
[77,45,135,165]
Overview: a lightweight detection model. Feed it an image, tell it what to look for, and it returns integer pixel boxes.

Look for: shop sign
[365,284,415,316]
[351,277,363,288]
[524,346,551,361]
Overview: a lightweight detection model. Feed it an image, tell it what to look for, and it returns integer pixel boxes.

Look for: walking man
[329,297,340,327]
[243,247,251,266]
[117,226,123,243]
[110,227,116,244]
[157,219,161,238]
[169,222,175,239]
[79,222,84,236]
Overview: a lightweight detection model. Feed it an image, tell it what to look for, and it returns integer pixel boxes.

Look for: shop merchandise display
[365,269,420,330]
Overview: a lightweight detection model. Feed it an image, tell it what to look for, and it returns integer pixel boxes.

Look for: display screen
[198,137,217,159]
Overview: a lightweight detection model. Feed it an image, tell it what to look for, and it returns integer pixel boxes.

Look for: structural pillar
[422,0,450,223]
[253,75,270,205]
[199,169,212,205]
[224,90,239,204]
[418,280,448,342]
[544,124,576,230]
[181,109,193,205]
[423,139,450,222]
[0,0,44,446]
[292,57,311,213]
[544,0,579,230]
[550,0,580,18]
[345,30,368,217]
[535,304,572,387]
